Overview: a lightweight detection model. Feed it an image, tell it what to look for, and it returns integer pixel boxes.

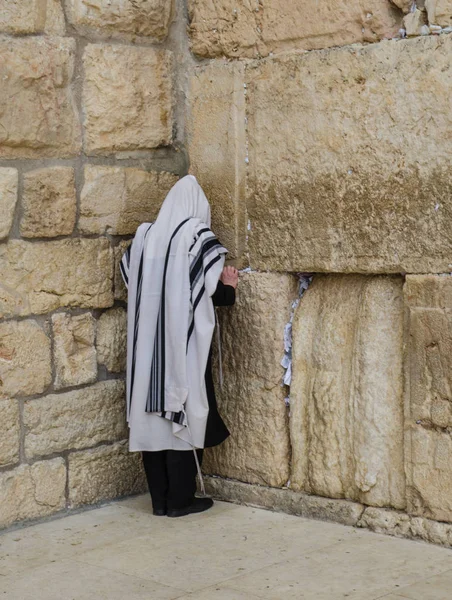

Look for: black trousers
[142,449,204,511]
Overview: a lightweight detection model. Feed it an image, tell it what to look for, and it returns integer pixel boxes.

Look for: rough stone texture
[83,44,173,155]
[0,459,66,529]
[68,441,147,507]
[425,0,452,26]
[52,312,97,390]
[204,477,364,527]
[188,0,402,59]
[0,37,81,159]
[20,167,76,238]
[203,273,297,488]
[246,35,452,273]
[405,275,452,523]
[66,0,173,40]
[188,62,246,262]
[114,240,131,302]
[79,166,178,235]
[291,275,405,509]
[392,0,416,12]
[0,0,65,34]
[0,320,51,398]
[0,238,113,319]
[0,397,20,467]
[97,308,127,373]
[24,380,127,459]
[404,9,428,35]
[0,168,18,240]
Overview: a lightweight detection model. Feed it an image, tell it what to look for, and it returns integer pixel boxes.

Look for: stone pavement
[1,495,452,600]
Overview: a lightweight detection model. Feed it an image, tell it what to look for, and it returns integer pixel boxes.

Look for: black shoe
[153,508,167,516]
[167,497,213,518]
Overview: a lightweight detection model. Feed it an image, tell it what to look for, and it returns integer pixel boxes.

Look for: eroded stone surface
[0,320,51,397]
[97,308,127,373]
[188,62,246,262]
[203,273,296,488]
[52,312,97,390]
[83,44,173,155]
[0,0,65,34]
[246,35,452,273]
[79,166,178,235]
[0,239,113,318]
[68,441,146,507]
[291,275,405,509]
[0,168,18,240]
[0,459,66,529]
[0,397,19,467]
[404,9,428,35]
[24,380,127,459]
[0,37,81,158]
[188,0,402,58]
[21,167,76,238]
[425,0,452,26]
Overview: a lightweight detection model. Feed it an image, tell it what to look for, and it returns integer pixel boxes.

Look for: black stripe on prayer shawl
[119,245,131,286]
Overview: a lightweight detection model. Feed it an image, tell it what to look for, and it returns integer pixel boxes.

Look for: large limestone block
[246,35,452,273]
[21,167,76,238]
[114,240,131,302]
[0,0,65,34]
[52,312,97,389]
[188,62,246,262]
[0,459,66,529]
[0,320,51,397]
[0,238,113,318]
[188,0,402,59]
[83,44,173,155]
[203,273,297,488]
[79,166,178,235]
[0,37,81,158]
[24,380,127,459]
[405,275,452,522]
[0,168,18,240]
[425,0,452,26]
[97,308,127,372]
[68,441,146,507]
[291,275,405,509]
[0,397,20,467]
[67,0,173,40]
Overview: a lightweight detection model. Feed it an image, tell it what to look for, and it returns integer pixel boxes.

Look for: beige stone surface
[83,44,173,155]
[0,319,51,397]
[52,312,97,390]
[0,168,18,240]
[425,0,452,25]
[67,0,173,39]
[0,459,66,529]
[0,0,65,34]
[79,166,178,235]
[0,37,81,158]
[291,275,405,509]
[246,35,452,273]
[188,62,246,262]
[392,0,416,12]
[97,308,127,373]
[45,0,66,34]
[0,238,113,318]
[0,397,20,467]
[24,380,127,459]
[203,273,297,488]
[68,441,146,507]
[21,167,76,238]
[404,9,428,35]
[114,240,131,302]
[188,0,402,58]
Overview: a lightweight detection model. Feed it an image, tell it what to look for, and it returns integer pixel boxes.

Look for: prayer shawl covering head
[120,175,227,450]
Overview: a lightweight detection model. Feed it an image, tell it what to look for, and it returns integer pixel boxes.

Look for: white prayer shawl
[120,175,227,451]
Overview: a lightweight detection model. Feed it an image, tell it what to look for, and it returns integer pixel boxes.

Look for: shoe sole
[167,503,213,518]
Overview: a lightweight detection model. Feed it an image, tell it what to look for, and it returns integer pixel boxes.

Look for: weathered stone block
[0,459,66,529]
[21,167,76,238]
[203,273,297,488]
[0,397,20,467]
[66,0,173,40]
[79,166,178,235]
[404,9,428,35]
[97,308,127,373]
[114,240,131,302]
[68,441,146,507]
[188,62,246,262]
[0,0,65,34]
[83,44,173,155]
[0,320,51,397]
[24,380,127,459]
[188,0,402,59]
[291,275,405,509]
[0,168,18,240]
[246,35,452,273]
[52,312,97,390]
[0,37,81,158]
[0,238,113,318]
[425,0,452,26]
